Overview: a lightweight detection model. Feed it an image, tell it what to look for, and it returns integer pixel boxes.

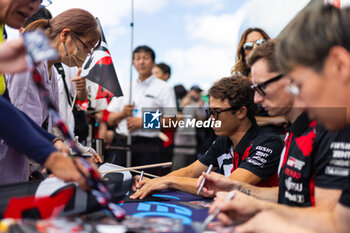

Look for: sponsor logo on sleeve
[245,146,273,168]
[286,157,305,171]
[284,167,301,179]
[325,166,349,176]
[328,141,350,176]
[285,177,303,192]
[285,191,305,203]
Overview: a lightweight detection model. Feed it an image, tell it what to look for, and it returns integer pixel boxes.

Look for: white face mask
[61,41,87,67]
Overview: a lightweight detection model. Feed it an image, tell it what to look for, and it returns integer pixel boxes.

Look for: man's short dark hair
[133,45,156,62]
[156,63,171,76]
[247,40,279,73]
[23,8,52,28]
[209,75,258,122]
[276,5,350,74]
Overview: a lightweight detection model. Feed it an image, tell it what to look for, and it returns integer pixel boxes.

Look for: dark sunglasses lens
[257,86,265,96]
[252,85,265,96]
[243,42,253,50]
[205,109,210,117]
[256,39,267,45]
[208,109,218,118]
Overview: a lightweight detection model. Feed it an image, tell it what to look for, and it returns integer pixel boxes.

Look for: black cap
[190,85,203,93]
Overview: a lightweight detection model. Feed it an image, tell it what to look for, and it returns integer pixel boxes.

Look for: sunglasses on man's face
[251,74,284,97]
[243,39,267,51]
[205,106,240,119]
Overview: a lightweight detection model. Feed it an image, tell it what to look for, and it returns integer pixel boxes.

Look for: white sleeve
[107,96,125,113]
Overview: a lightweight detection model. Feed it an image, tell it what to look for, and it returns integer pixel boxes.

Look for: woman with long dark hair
[232,28,270,78]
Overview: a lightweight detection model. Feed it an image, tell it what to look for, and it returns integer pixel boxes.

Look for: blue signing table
[121,190,213,233]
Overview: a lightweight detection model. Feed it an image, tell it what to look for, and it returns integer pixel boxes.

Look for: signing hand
[132,175,150,191]
[209,191,262,224]
[130,177,174,200]
[127,117,142,132]
[197,172,235,197]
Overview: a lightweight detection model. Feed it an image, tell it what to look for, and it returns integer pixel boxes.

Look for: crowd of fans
[1,0,350,232]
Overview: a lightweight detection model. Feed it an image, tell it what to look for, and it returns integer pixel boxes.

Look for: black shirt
[199,122,283,187]
[278,113,350,207]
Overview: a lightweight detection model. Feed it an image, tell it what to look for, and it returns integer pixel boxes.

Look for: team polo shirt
[107,75,177,138]
[199,122,283,187]
[278,113,350,207]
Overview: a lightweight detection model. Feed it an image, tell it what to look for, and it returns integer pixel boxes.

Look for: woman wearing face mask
[1,8,101,184]
[6,8,100,128]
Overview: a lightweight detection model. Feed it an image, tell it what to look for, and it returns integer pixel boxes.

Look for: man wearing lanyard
[130,76,283,199]
[107,45,177,175]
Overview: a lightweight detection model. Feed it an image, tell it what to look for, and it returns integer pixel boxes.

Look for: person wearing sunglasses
[238,5,350,233]
[232,27,287,136]
[130,76,283,200]
[243,38,267,52]
[203,39,350,232]
[232,28,270,77]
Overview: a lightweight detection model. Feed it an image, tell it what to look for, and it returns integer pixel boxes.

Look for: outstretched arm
[130,160,209,199]
[209,188,342,229]
[0,95,56,164]
[0,96,96,189]
[198,171,279,202]
[235,211,316,233]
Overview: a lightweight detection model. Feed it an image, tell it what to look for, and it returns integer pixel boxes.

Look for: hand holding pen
[202,191,235,231]
[197,164,213,195]
[136,170,144,192]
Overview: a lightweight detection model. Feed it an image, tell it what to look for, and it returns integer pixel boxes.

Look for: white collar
[136,75,155,84]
